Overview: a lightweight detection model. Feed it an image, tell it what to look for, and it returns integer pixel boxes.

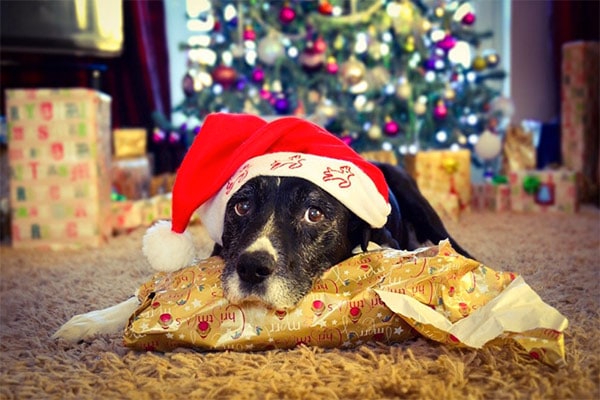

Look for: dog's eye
[303,207,324,223]
[234,200,252,216]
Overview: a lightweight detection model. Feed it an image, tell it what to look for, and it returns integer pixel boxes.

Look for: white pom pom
[142,220,196,272]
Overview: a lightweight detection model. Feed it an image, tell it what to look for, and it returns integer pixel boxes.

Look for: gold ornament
[414,100,427,116]
[368,124,383,140]
[340,57,367,87]
[472,55,487,71]
[396,80,412,100]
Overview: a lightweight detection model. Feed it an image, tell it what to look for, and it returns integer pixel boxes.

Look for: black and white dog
[53,162,470,343]
[215,163,470,310]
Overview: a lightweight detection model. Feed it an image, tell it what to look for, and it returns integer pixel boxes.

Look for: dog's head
[216,175,373,309]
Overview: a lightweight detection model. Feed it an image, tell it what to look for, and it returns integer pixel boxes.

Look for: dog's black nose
[236,252,275,284]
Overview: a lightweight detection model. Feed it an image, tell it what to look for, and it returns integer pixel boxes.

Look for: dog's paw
[52,297,140,343]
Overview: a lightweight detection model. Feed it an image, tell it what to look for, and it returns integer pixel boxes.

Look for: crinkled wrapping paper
[124,241,568,368]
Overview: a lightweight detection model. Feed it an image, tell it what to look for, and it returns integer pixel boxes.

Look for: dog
[53,162,470,343]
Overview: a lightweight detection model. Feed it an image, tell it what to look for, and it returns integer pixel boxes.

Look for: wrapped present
[111,156,152,200]
[509,169,578,213]
[6,88,112,249]
[113,128,147,159]
[124,241,568,368]
[360,150,398,165]
[561,41,599,203]
[471,180,511,212]
[420,188,460,222]
[404,149,471,218]
[502,124,537,173]
[111,193,172,233]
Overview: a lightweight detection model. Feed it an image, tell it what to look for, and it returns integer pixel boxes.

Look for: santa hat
[143,113,391,272]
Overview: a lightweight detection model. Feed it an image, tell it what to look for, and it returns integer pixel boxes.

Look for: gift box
[113,128,147,159]
[561,41,599,203]
[509,169,578,213]
[6,88,112,249]
[502,124,537,174]
[111,156,152,200]
[124,241,568,368]
[111,193,172,233]
[404,149,471,219]
[471,181,511,212]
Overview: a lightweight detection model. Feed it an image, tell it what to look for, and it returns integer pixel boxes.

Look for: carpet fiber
[1,207,599,399]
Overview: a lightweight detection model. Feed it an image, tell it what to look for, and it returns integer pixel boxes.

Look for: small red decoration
[318,1,333,15]
[212,65,237,89]
[279,5,296,24]
[462,12,476,25]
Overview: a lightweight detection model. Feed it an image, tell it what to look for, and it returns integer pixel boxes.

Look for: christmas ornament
[341,136,353,146]
[279,4,296,24]
[257,34,285,65]
[243,25,256,41]
[273,95,290,115]
[436,34,457,51]
[211,65,237,89]
[182,71,195,97]
[404,36,415,52]
[474,130,502,160]
[472,55,487,71]
[318,1,333,15]
[462,12,476,25]
[414,97,427,115]
[251,67,265,83]
[313,36,327,53]
[368,124,383,140]
[325,57,339,74]
[299,42,326,72]
[522,175,541,195]
[485,52,500,68]
[383,118,400,136]
[396,78,411,100]
[340,57,366,87]
[433,100,448,119]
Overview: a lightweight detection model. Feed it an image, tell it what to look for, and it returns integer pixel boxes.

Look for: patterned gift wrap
[404,150,471,220]
[561,41,599,202]
[471,183,510,212]
[509,169,578,213]
[6,88,112,249]
[124,241,567,368]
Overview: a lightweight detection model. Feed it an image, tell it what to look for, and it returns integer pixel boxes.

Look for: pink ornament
[326,60,339,74]
[243,27,256,41]
[462,12,476,25]
[279,6,296,24]
[433,102,448,119]
[437,34,457,51]
[259,88,272,100]
[341,136,353,146]
[251,68,265,83]
[384,120,400,136]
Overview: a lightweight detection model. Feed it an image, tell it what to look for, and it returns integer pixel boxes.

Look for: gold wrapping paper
[124,241,567,368]
[113,128,147,159]
[502,124,536,173]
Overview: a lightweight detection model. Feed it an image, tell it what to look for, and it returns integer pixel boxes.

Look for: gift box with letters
[404,149,471,220]
[509,169,578,213]
[561,41,599,203]
[6,88,112,249]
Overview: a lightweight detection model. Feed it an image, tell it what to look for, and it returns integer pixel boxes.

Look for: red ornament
[313,37,327,53]
[279,5,296,24]
[318,1,333,15]
[462,12,476,25]
[211,65,237,89]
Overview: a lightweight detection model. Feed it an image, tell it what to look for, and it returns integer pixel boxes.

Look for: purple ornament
[273,96,290,114]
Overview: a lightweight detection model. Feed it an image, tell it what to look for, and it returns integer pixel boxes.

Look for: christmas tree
[157,0,510,158]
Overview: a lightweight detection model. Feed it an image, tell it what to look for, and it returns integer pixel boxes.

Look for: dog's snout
[236,251,275,284]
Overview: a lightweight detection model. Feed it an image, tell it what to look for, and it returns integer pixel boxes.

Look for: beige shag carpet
[0,207,599,399]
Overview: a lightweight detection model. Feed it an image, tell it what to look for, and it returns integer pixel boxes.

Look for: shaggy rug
[0,207,598,399]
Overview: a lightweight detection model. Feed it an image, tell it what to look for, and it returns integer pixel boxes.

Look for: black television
[0,0,123,58]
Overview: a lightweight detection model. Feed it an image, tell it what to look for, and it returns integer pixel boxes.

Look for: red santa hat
[143,113,391,272]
